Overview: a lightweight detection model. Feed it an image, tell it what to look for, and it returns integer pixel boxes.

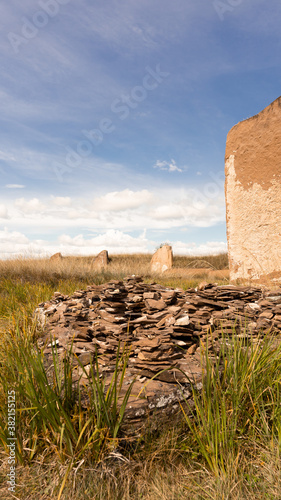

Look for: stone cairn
[36,276,281,433]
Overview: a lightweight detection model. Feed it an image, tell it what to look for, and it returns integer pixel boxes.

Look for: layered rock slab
[91,250,109,271]
[225,96,281,281]
[150,244,173,273]
[50,252,63,261]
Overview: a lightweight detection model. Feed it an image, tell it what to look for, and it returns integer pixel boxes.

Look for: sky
[0,0,281,258]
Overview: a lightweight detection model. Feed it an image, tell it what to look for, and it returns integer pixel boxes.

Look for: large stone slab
[50,252,63,262]
[225,97,281,281]
[150,244,173,273]
[92,250,109,271]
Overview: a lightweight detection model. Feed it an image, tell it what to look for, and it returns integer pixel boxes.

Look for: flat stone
[150,245,173,273]
[259,311,274,319]
[143,292,158,299]
[175,315,190,326]
[145,299,166,310]
[72,352,94,366]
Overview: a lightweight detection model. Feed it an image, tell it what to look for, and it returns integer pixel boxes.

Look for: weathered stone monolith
[50,252,63,261]
[225,96,281,281]
[92,250,109,271]
[150,244,173,273]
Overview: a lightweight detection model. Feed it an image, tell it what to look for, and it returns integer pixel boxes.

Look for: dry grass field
[0,252,229,281]
[1,253,281,500]
[0,253,229,331]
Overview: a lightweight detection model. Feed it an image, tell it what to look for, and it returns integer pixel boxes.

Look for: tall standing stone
[150,244,173,273]
[92,250,109,271]
[225,97,281,281]
[50,252,63,262]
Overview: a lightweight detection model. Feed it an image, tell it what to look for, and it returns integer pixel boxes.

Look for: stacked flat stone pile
[36,276,281,431]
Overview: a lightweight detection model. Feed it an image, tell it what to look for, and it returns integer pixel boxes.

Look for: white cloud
[59,234,87,248]
[153,159,183,173]
[0,227,29,244]
[51,196,72,207]
[14,198,46,214]
[173,240,227,256]
[0,228,30,256]
[58,229,149,253]
[3,185,225,233]
[149,191,225,226]
[0,230,49,258]
[5,184,25,189]
[0,227,227,259]
[92,189,153,212]
[0,227,147,258]
[150,203,186,220]
[0,205,9,219]
[66,208,96,220]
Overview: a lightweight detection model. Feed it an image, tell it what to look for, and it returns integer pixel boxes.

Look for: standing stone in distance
[50,252,63,261]
[92,250,109,271]
[150,244,173,273]
[225,96,281,282]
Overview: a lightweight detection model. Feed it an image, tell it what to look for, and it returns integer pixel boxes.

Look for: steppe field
[1,253,281,500]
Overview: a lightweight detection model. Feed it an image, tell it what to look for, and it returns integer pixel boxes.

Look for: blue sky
[0,0,280,257]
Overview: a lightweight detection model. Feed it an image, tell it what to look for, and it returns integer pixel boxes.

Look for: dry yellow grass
[0,252,228,281]
[2,433,280,499]
[0,251,247,500]
[0,253,229,291]
[0,253,229,333]
[0,254,150,282]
